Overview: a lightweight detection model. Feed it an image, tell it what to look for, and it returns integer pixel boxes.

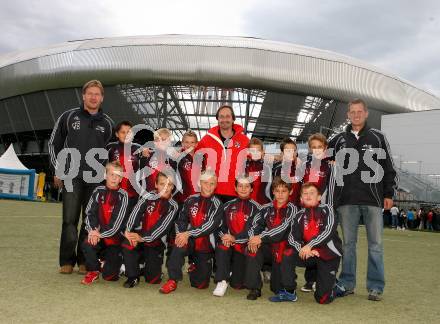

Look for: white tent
[0,144,35,200]
[0,144,29,170]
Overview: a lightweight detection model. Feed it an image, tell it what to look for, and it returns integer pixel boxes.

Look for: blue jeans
[337,205,385,293]
[391,214,398,228]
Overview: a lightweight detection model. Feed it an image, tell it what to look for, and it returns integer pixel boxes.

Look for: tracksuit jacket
[301,155,337,206]
[245,159,272,205]
[48,106,114,178]
[125,192,179,245]
[250,201,298,263]
[107,141,142,198]
[84,185,128,244]
[328,123,397,208]
[272,160,302,206]
[175,194,223,252]
[217,197,261,253]
[195,124,250,197]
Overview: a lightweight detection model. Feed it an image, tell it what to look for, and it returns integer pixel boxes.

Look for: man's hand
[384,198,393,210]
[299,245,312,260]
[175,232,190,248]
[248,235,262,254]
[53,176,63,189]
[221,234,235,247]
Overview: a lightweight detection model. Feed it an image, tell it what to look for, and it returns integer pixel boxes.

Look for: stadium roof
[0,34,439,141]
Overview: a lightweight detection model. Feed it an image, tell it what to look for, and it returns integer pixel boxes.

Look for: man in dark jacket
[48,80,114,274]
[329,98,397,301]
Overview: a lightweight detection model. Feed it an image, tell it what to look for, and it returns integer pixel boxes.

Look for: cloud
[242,0,440,94]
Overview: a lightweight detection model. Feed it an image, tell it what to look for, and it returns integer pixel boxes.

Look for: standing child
[246,138,272,205]
[122,170,179,287]
[107,121,143,214]
[245,176,298,300]
[272,138,302,206]
[81,161,128,285]
[159,169,223,294]
[212,175,261,297]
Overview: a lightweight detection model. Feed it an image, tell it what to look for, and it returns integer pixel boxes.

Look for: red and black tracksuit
[272,160,302,206]
[270,204,342,304]
[302,155,336,206]
[244,201,298,293]
[107,141,142,214]
[167,194,223,288]
[246,159,272,205]
[122,193,178,283]
[174,151,197,205]
[215,198,261,288]
[82,186,128,280]
[139,150,177,193]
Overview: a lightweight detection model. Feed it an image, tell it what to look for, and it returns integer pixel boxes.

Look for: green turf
[0,199,439,324]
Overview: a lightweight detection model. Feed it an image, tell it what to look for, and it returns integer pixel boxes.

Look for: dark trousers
[244,244,282,294]
[214,245,246,288]
[167,244,213,289]
[60,179,97,266]
[304,267,317,284]
[281,250,340,304]
[82,240,122,280]
[122,239,165,284]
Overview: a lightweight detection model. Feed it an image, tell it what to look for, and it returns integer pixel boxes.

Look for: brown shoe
[78,264,87,275]
[59,265,73,274]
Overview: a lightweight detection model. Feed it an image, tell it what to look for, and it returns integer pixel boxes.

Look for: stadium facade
[0,34,439,174]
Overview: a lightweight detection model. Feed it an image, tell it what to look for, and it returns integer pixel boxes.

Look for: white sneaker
[213,280,228,297]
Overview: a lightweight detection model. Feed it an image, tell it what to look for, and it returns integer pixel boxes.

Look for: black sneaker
[368,290,382,301]
[300,282,314,292]
[246,289,262,300]
[123,277,139,288]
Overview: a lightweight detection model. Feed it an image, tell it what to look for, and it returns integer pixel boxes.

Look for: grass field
[0,199,439,324]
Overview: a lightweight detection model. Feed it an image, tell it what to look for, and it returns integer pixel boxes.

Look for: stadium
[1,35,440,323]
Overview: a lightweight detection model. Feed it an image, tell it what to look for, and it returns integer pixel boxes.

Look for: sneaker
[159,279,177,294]
[81,271,99,285]
[334,283,354,297]
[246,289,262,300]
[269,290,298,302]
[78,264,87,275]
[300,282,314,292]
[123,277,140,288]
[59,265,73,274]
[213,280,228,297]
[368,290,382,301]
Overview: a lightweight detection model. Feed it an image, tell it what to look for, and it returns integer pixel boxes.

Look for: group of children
[80,121,342,304]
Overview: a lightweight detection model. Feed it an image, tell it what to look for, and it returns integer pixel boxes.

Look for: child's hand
[88,231,100,246]
[310,249,320,258]
[299,245,312,260]
[175,232,190,248]
[221,234,235,247]
[248,235,262,253]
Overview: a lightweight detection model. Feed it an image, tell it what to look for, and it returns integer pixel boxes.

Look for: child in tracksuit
[300,133,337,292]
[159,169,223,294]
[268,182,341,304]
[107,121,143,214]
[81,161,128,285]
[246,137,272,205]
[272,137,302,206]
[212,175,261,297]
[121,170,179,288]
[245,176,298,300]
